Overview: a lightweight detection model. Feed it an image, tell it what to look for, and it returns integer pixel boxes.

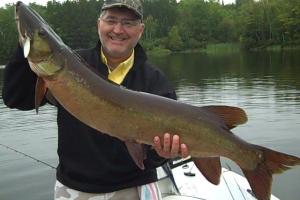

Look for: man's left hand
[153,133,189,159]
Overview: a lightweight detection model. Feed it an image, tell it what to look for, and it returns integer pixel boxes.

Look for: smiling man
[98,3,144,67]
[2,0,189,199]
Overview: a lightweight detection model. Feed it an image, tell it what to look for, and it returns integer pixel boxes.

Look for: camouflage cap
[102,0,143,19]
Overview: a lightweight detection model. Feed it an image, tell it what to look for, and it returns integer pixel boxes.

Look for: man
[2,0,189,199]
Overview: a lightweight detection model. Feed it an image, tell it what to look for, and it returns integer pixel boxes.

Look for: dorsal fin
[203,106,248,129]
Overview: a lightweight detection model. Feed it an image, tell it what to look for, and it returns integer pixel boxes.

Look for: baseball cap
[102,0,143,19]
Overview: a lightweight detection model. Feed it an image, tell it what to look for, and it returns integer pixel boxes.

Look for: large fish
[15,2,300,200]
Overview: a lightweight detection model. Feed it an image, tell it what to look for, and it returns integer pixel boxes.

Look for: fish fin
[203,106,248,129]
[45,91,58,106]
[35,77,47,113]
[242,146,300,200]
[125,141,147,170]
[193,157,222,185]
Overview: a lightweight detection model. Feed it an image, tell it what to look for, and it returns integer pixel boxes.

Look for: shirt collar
[101,48,135,85]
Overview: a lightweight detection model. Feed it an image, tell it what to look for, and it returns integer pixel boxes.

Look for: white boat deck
[158,161,279,200]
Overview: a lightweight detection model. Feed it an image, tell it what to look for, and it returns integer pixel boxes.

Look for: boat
[157,159,280,200]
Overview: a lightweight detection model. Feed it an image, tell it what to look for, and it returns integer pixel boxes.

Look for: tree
[0,5,18,64]
[45,0,103,49]
[167,26,183,51]
[277,0,300,45]
[177,0,210,46]
[143,15,159,41]
[144,0,178,38]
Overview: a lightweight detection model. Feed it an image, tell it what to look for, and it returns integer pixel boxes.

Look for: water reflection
[153,50,300,90]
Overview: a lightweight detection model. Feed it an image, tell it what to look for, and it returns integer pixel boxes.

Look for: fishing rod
[0,143,56,169]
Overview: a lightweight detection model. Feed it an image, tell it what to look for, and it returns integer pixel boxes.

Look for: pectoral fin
[125,141,147,170]
[193,157,222,185]
[35,77,47,113]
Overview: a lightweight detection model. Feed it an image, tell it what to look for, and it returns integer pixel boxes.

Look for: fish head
[15,1,64,77]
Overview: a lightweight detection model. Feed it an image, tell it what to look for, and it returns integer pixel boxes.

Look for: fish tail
[242,146,300,200]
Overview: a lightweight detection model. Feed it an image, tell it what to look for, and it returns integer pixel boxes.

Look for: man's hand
[153,133,189,159]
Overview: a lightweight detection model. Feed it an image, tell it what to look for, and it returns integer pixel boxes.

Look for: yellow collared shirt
[101,49,134,85]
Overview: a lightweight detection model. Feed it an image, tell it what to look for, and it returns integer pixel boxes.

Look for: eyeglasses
[100,17,141,29]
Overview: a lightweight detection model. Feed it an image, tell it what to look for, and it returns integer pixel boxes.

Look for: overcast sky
[0,0,63,7]
[0,0,236,8]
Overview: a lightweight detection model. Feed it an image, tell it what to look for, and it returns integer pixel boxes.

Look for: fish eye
[38,29,47,38]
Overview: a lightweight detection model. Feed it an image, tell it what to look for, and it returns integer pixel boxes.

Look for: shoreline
[147,43,300,56]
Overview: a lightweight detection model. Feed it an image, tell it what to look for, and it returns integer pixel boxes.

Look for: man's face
[98,8,144,60]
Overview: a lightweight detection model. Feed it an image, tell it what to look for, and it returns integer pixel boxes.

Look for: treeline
[0,0,300,63]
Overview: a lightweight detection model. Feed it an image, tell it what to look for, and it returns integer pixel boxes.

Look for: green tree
[236,0,254,7]
[277,0,300,45]
[143,15,159,41]
[167,26,183,51]
[238,0,268,49]
[144,0,178,38]
[45,0,103,49]
[206,1,238,42]
[177,0,211,48]
[0,5,17,64]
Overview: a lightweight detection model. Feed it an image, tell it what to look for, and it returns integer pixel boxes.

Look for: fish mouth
[15,1,34,47]
[15,2,23,38]
[16,1,23,7]
[15,1,22,17]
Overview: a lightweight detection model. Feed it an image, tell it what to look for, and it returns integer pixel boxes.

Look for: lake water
[1,50,300,200]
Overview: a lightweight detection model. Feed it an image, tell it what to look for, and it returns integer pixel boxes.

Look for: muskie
[15,2,300,200]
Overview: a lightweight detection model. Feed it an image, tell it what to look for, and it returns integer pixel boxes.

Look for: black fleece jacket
[2,41,177,193]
